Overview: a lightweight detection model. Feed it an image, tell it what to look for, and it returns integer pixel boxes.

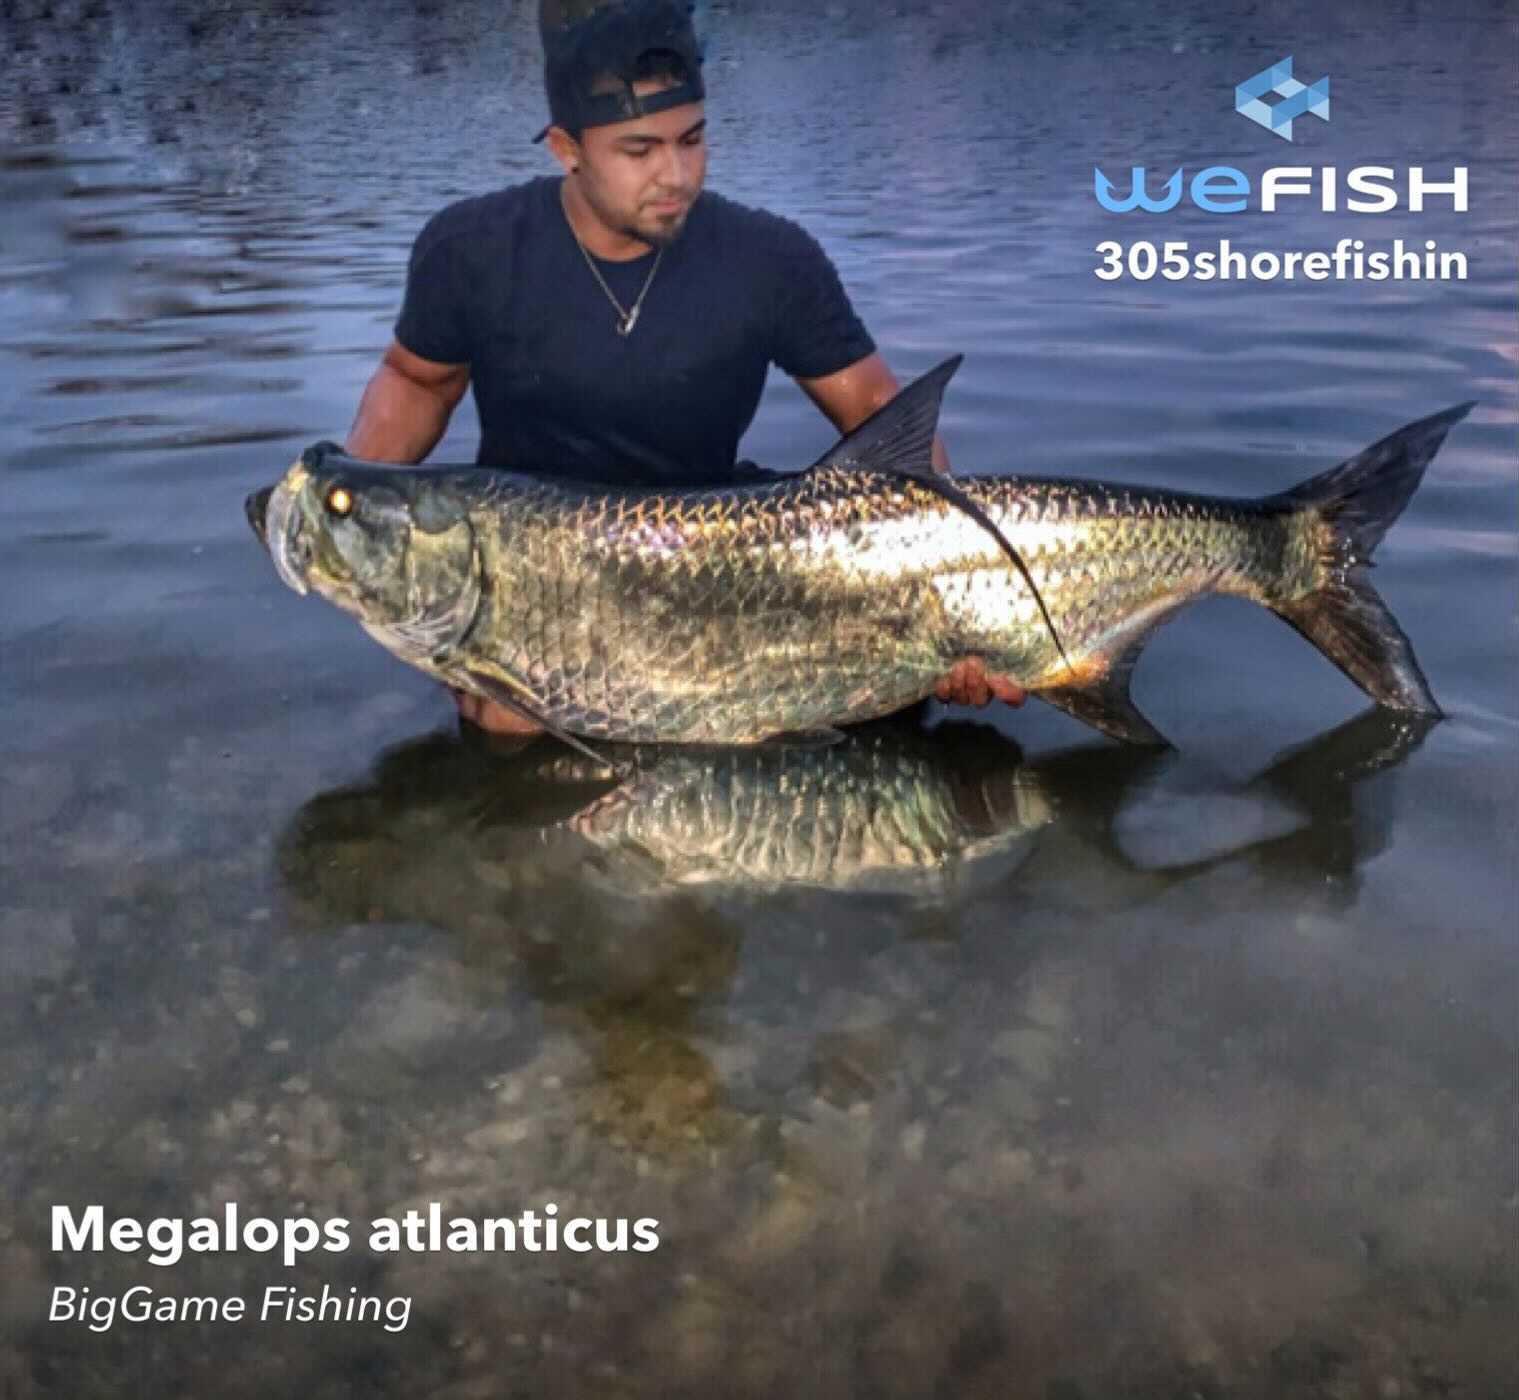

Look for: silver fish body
[248,361,1471,747]
[443,469,1288,742]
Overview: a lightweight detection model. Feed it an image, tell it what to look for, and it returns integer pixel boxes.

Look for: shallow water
[3,1,1516,1395]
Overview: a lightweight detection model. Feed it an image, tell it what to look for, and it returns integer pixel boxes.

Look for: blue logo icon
[1235,57,1329,142]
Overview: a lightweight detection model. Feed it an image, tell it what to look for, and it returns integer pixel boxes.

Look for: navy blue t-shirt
[394,177,875,487]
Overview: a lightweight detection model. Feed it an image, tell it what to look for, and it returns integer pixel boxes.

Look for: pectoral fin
[462,668,620,772]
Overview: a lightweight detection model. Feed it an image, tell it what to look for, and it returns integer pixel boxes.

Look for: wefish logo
[1235,57,1330,142]
[1093,56,1467,216]
[1093,165,1466,215]
[1090,54,1470,283]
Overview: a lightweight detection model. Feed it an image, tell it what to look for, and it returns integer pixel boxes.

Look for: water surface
[3,1,1515,1395]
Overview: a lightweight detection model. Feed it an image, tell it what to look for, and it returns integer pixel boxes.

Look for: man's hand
[934,656,1027,708]
[450,687,544,736]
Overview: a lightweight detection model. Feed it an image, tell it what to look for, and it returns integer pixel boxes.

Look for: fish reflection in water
[279,707,1433,924]
[277,718,1153,1150]
[550,723,1089,899]
[1112,707,1438,901]
[276,710,1433,1151]
[280,719,1148,918]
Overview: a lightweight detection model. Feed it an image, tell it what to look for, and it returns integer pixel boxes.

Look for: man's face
[570,89,707,248]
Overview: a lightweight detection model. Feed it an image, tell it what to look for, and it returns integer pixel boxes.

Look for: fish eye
[324,485,354,518]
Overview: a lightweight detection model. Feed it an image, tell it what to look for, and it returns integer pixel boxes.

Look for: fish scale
[456,468,1278,742]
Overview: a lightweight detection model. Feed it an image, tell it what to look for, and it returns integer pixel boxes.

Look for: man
[345,0,1024,734]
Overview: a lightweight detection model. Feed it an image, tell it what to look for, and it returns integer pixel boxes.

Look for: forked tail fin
[1265,402,1474,715]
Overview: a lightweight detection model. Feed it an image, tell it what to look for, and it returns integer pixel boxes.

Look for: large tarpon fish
[246,359,1470,749]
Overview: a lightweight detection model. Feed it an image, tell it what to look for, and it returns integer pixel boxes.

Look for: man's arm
[345,339,532,733]
[796,350,951,474]
[345,339,471,463]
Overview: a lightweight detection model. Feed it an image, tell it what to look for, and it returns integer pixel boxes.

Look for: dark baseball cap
[533,0,705,143]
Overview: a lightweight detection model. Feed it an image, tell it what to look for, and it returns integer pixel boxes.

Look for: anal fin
[1037,639,1170,747]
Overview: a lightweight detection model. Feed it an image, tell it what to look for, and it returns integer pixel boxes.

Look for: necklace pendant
[619,306,639,336]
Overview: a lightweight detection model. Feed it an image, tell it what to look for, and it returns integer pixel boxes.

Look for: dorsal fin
[811,355,962,475]
[812,356,1075,679]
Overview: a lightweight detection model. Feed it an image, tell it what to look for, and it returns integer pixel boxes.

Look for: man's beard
[622,208,691,250]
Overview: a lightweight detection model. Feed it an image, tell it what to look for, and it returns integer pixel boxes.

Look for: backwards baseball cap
[533,0,705,143]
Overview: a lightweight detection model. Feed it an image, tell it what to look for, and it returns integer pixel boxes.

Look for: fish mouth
[245,486,273,543]
[259,482,311,596]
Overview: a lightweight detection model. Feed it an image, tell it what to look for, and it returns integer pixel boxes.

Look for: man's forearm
[344,362,458,464]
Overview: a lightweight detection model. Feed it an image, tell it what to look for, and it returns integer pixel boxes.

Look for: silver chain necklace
[571,234,664,337]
